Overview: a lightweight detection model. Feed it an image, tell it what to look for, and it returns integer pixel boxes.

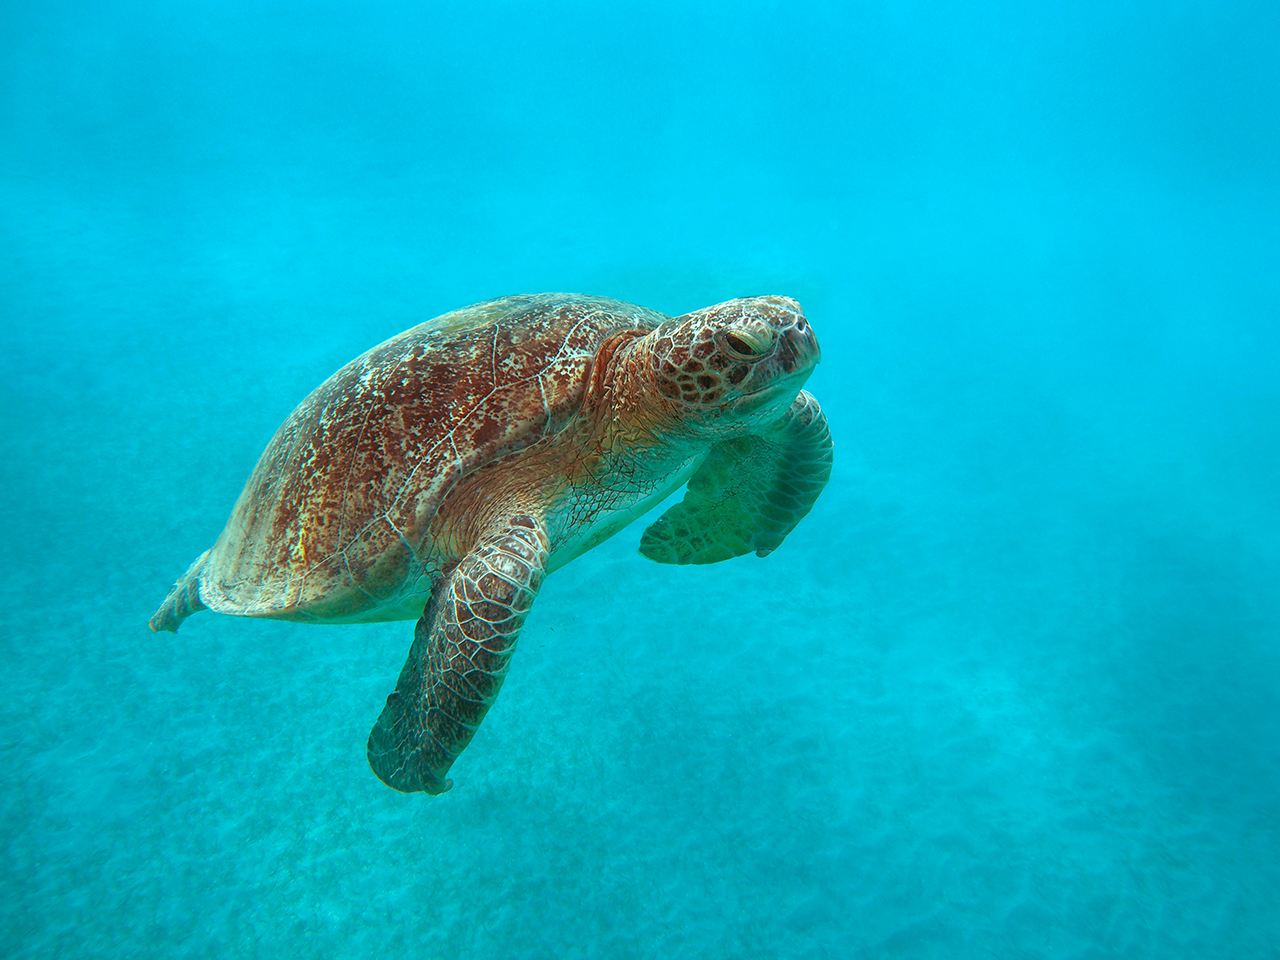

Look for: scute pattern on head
[650,296,809,409]
[199,294,665,623]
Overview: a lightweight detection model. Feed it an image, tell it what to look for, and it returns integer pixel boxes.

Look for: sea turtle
[151,293,832,794]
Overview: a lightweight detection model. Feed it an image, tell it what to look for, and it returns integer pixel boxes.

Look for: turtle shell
[197,294,666,623]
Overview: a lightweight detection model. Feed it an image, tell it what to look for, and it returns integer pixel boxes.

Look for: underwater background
[2,0,1278,956]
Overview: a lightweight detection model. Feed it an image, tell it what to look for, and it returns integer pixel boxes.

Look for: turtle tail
[149,550,210,632]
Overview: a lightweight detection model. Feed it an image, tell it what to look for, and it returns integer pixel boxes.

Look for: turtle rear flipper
[367,514,549,794]
[149,551,211,632]
[639,391,832,565]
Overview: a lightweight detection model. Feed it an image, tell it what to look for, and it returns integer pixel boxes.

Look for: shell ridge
[191,295,675,622]
[375,320,599,544]
[382,383,500,524]
[331,347,413,559]
[340,551,380,603]
[283,348,414,585]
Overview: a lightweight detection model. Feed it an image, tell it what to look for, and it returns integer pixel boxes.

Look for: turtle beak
[775,321,820,376]
[729,310,820,417]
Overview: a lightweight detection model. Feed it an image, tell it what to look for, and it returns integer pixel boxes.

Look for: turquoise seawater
[3,1,1278,956]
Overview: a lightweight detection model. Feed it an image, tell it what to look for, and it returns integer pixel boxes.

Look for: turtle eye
[723,328,772,359]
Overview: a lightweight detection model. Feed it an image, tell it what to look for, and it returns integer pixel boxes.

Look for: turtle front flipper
[367,514,549,794]
[640,390,832,565]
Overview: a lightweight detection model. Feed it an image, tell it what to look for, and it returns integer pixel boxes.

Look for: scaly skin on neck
[536,329,710,570]
[582,328,677,449]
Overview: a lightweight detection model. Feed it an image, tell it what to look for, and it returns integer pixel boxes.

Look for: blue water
[3,1,1278,956]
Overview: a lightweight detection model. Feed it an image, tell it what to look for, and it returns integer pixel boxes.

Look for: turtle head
[649,296,820,430]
